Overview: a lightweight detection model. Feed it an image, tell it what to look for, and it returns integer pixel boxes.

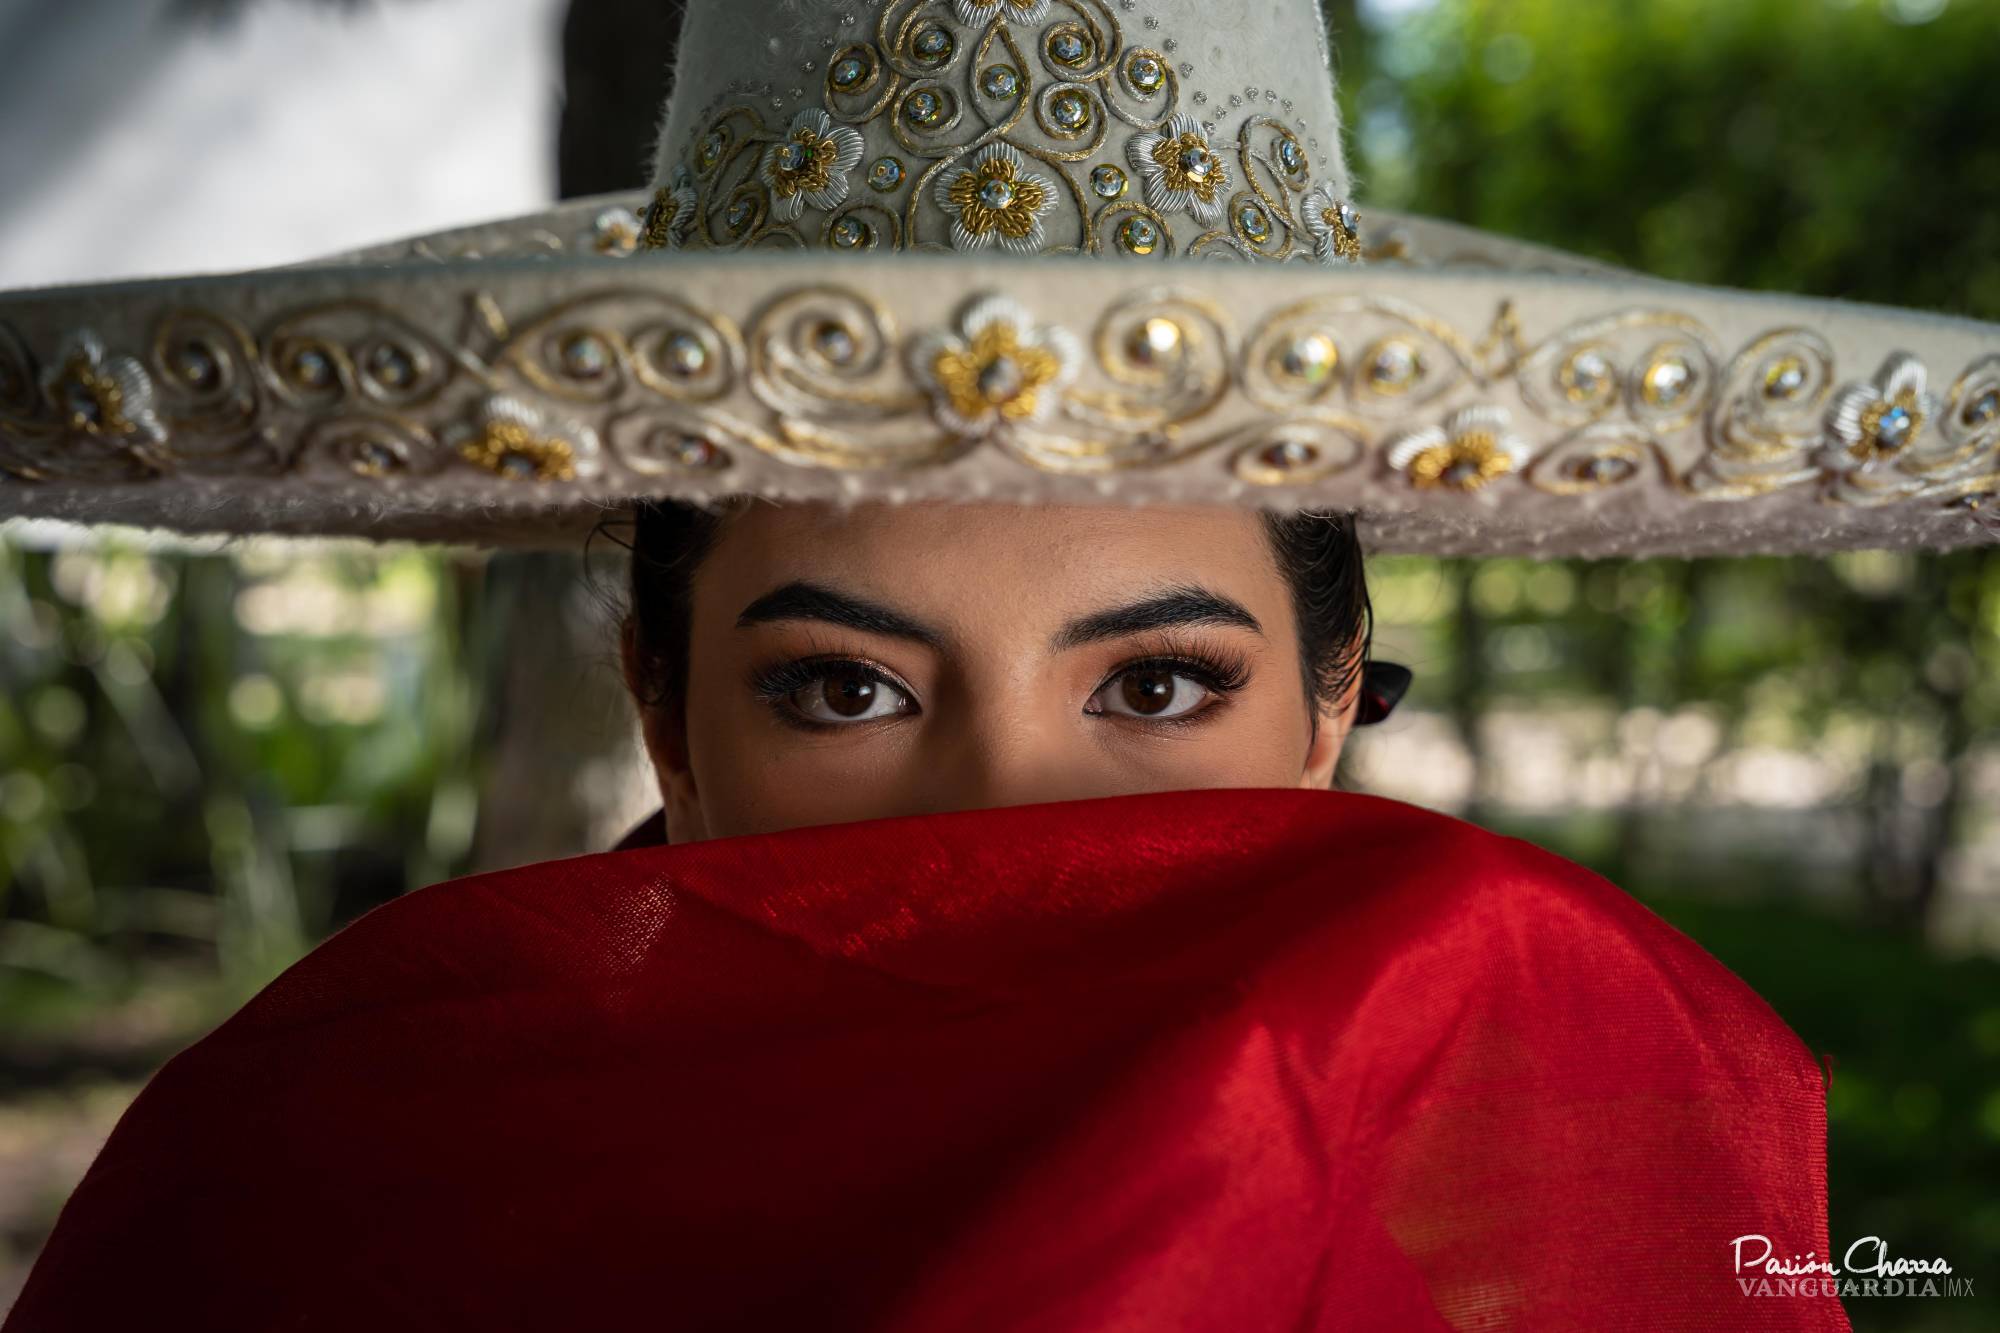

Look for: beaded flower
[759,108,865,225]
[934,144,1060,254]
[1820,352,1936,471]
[447,395,602,483]
[1384,406,1532,491]
[41,331,166,448]
[1299,184,1363,265]
[949,0,1053,24]
[639,167,699,251]
[1127,113,1230,226]
[910,295,1082,440]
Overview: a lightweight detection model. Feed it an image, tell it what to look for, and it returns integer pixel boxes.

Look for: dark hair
[597,497,1373,753]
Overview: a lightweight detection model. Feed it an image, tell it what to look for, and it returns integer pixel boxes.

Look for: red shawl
[8,789,1847,1331]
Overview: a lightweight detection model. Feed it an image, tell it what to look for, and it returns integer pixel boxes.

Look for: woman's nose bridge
[912,694,1082,812]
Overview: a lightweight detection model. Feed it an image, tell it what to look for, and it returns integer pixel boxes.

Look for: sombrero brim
[2,192,1994,556]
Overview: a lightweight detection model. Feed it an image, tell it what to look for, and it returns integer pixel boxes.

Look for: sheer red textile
[8,789,1847,1331]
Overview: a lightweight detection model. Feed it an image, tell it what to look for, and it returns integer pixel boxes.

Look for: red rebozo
[8,789,1848,1332]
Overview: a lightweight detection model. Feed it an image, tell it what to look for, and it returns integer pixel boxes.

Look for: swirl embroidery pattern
[1,287,1996,531]
[650,0,1351,264]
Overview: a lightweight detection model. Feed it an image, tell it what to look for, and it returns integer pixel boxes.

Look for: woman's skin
[622,500,1361,843]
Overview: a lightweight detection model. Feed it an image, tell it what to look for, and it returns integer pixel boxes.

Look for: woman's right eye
[784,663,916,726]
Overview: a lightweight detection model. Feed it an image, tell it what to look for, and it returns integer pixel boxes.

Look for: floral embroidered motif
[1128,113,1230,225]
[910,295,1081,438]
[447,396,601,482]
[935,144,1059,253]
[949,0,1052,25]
[1299,185,1362,265]
[1384,406,1531,491]
[1821,352,1935,471]
[759,108,865,224]
[4,292,1992,547]
[41,331,165,446]
[590,207,645,256]
[640,168,698,251]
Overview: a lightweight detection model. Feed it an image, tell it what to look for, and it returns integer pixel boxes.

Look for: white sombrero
[1,0,1996,557]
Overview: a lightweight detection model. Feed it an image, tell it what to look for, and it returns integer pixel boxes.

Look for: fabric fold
[7,788,1847,1332]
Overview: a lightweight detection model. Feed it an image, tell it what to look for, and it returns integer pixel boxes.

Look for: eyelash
[746,640,1252,733]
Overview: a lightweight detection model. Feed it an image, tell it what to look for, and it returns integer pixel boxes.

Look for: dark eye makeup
[745,634,1253,735]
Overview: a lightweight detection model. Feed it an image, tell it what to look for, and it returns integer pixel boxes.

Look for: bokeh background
[1,0,1996,1323]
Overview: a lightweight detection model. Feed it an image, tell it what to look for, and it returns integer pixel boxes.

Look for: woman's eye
[787,665,914,725]
[1089,667,1215,721]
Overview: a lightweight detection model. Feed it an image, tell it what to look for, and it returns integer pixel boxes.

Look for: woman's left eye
[1087,666,1220,722]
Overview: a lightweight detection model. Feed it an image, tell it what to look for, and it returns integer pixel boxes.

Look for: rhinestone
[981,64,1020,98]
[366,344,417,390]
[1579,455,1636,485]
[497,452,540,480]
[355,441,399,475]
[1178,145,1213,178]
[559,333,611,380]
[1337,200,1360,233]
[1089,165,1128,199]
[1276,136,1304,174]
[1560,349,1613,402]
[1128,54,1164,91]
[1117,216,1160,255]
[1366,340,1421,392]
[1762,356,1808,401]
[914,26,952,62]
[867,156,905,191]
[1276,334,1337,386]
[831,55,870,90]
[830,217,870,248]
[812,322,858,364]
[905,89,947,126]
[1642,356,1694,406]
[1124,317,1183,367]
[1237,204,1272,243]
[978,357,1023,401]
[173,341,221,391]
[1874,404,1915,450]
[696,130,727,170]
[978,178,1016,210]
[662,333,708,377]
[1260,439,1318,470]
[1049,32,1090,66]
[777,140,813,172]
[726,198,757,233]
[1050,91,1089,130]
[1962,388,1998,427]
[672,436,718,468]
[1443,460,1485,489]
[290,347,334,389]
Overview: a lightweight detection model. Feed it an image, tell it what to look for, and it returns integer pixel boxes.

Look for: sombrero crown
[1,0,1996,555]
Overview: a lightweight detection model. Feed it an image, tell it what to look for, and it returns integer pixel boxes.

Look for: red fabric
[9,789,1846,1331]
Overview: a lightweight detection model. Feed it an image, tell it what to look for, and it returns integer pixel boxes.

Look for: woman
[6,0,1991,1325]
[612,497,1394,842]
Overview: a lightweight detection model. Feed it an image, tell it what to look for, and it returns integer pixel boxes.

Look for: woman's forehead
[697,500,1289,628]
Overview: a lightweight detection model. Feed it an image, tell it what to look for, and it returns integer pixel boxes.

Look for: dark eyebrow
[735,580,949,650]
[1048,584,1264,652]
[734,579,1262,656]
